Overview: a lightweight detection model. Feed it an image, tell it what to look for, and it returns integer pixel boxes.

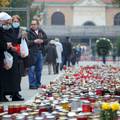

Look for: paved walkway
[0,65,62,107]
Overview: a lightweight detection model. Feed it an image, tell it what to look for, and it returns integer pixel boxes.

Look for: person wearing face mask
[0,13,7,102]
[2,23,12,30]
[11,15,25,100]
[0,13,8,67]
[0,12,14,102]
[2,15,24,101]
[12,21,20,28]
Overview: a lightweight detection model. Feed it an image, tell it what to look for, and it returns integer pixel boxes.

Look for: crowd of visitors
[0,12,48,102]
[0,12,82,102]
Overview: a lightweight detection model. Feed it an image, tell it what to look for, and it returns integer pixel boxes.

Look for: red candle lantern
[20,105,27,111]
[96,87,103,96]
[65,76,69,79]
[82,101,92,113]
[8,105,14,114]
[39,105,48,115]
[0,105,4,113]
[14,105,20,113]
[63,65,67,70]
[89,96,96,103]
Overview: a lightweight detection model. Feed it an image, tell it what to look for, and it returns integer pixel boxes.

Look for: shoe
[36,83,41,88]
[12,95,24,101]
[10,93,22,98]
[56,72,59,74]
[0,96,9,102]
[29,86,38,89]
[54,71,57,74]
[17,93,22,98]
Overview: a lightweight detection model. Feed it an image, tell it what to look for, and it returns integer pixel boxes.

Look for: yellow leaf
[0,0,11,7]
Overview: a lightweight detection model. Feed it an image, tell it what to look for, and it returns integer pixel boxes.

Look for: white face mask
[12,22,20,28]
[2,25,11,30]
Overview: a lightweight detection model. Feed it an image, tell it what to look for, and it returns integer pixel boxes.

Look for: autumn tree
[0,0,11,7]
[8,0,32,26]
[10,0,32,8]
[113,0,120,6]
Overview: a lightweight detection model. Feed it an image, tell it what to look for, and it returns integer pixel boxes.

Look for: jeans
[28,51,43,87]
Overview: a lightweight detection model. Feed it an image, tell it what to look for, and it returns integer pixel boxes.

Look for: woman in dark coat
[0,28,7,67]
[46,40,58,74]
[2,15,24,101]
[0,26,8,102]
[0,12,14,102]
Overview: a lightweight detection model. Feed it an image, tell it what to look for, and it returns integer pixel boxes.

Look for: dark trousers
[48,63,56,74]
[56,63,59,74]
[60,56,71,70]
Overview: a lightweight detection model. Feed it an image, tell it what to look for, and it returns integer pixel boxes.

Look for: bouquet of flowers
[100,102,120,120]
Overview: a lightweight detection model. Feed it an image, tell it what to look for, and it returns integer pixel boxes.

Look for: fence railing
[41,25,120,37]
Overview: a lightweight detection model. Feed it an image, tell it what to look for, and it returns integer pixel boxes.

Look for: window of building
[51,12,65,25]
[83,21,95,26]
[114,13,120,25]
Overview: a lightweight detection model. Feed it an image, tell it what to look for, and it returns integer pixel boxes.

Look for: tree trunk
[102,56,106,64]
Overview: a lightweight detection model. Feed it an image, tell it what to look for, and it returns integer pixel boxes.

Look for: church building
[32,0,120,45]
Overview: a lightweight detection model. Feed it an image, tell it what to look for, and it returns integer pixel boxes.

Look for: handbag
[4,51,13,70]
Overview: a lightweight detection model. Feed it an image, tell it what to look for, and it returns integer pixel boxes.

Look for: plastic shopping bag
[20,39,29,58]
[4,51,13,70]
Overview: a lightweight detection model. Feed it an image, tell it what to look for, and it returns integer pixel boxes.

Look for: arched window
[51,12,65,25]
[114,13,120,25]
[83,21,95,26]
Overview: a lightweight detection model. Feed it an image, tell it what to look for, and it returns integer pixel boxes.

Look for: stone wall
[73,6,106,26]
[47,6,73,26]
[45,5,120,26]
[106,7,120,26]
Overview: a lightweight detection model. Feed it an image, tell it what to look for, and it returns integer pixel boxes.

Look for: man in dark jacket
[61,37,72,70]
[27,19,48,89]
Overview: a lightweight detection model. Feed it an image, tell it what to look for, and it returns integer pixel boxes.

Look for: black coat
[1,28,23,94]
[46,43,58,64]
[26,28,48,67]
[0,27,7,68]
[0,28,7,93]
[62,41,72,57]
[27,28,48,55]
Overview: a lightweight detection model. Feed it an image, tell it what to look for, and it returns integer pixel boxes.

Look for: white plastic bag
[4,51,13,70]
[20,39,29,58]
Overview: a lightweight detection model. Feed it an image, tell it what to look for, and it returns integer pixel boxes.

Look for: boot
[12,93,24,101]
[10,93,22,98]
[0,95,9,102]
